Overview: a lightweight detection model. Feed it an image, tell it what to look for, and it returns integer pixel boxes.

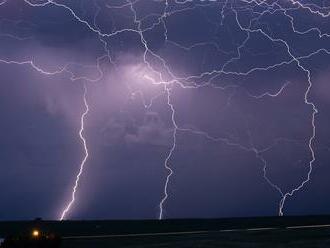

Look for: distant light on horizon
[32,229,40,238]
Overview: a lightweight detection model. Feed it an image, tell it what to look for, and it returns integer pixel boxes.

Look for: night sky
[1,0,330,220]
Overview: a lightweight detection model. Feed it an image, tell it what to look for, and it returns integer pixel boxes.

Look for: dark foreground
[1,216,330,247]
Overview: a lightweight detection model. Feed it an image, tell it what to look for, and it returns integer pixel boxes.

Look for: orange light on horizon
[32,230,40,238]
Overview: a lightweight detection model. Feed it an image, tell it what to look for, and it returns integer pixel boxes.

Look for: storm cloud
[0,0,330,220]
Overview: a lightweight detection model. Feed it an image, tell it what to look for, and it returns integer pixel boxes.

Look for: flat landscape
[1,216,330,247]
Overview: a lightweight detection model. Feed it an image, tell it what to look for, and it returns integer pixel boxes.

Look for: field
[1,216,330,247]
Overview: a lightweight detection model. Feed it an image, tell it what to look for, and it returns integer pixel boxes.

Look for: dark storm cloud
[0,0,330,220]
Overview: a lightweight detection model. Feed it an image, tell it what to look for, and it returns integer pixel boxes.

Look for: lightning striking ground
[60,83,89,221]
[1,0,330,220]
[159,86,177,220]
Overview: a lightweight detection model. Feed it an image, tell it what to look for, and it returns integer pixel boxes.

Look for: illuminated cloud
[0,0,330,220]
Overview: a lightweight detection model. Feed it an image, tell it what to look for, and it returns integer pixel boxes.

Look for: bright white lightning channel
[10,0,329,220]
[60,83,89,220]
[159,86,177,220]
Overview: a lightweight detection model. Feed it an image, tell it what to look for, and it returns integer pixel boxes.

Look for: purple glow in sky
[0,0,330,220]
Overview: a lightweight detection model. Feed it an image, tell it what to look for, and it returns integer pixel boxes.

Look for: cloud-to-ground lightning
[60,83,89,220]
[159,86,178,220]
[278,69,318,216]
[1,0,330,220]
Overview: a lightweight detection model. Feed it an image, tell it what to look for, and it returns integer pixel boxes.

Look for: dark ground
[1,216,330,247]
[61,228,330,248]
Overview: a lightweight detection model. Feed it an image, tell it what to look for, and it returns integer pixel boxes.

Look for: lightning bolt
[159,86,177,220]
[60,83,89,220]
[278,69,318,216]
[1,0,329,220]
[231,6,319,216]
